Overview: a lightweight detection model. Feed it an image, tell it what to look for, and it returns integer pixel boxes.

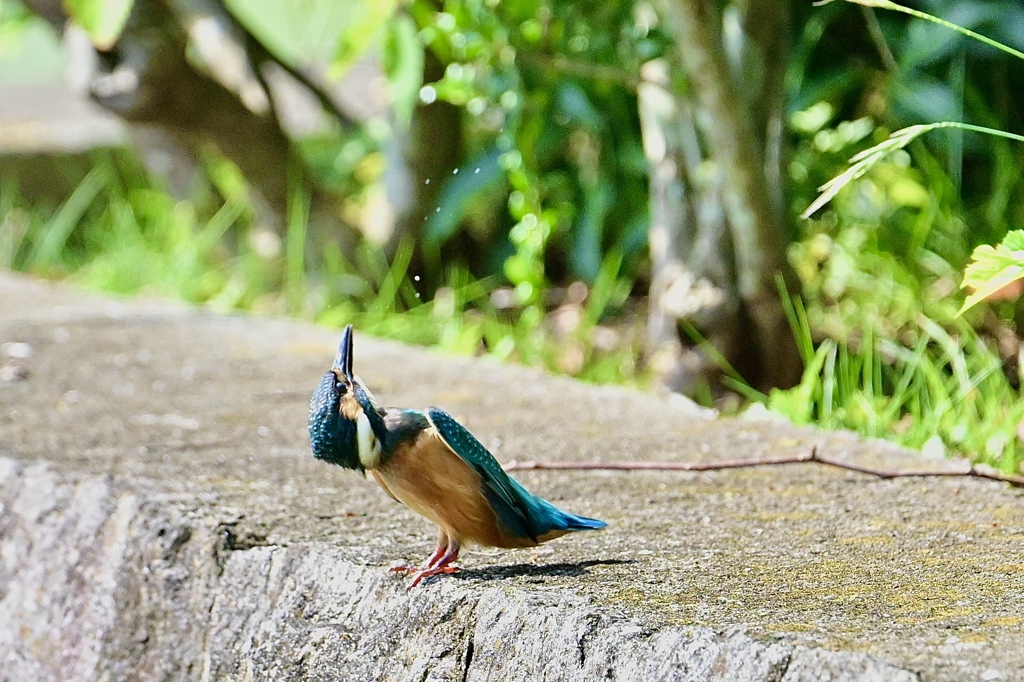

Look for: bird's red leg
[409,539,461,588]
[390,529,449,574]
[423,531,451,568]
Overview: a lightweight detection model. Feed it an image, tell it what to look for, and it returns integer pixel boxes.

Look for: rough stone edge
[0,458,921,682]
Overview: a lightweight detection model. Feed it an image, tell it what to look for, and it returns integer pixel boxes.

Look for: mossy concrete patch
[1,271,1022,680]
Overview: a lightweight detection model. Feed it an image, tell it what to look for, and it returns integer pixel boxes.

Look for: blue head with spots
[308,325,386,472]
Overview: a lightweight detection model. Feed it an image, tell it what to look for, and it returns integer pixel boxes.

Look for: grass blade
[26,168,106,270]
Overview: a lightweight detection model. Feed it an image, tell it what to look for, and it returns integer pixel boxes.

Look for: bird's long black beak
[333,324,354,380]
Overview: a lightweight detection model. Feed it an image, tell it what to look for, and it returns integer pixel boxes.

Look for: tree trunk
[646,0,801,394]
[639,57,741,395]
[23,0,355,244]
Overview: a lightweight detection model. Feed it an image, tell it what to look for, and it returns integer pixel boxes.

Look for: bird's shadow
[451,558,633,583]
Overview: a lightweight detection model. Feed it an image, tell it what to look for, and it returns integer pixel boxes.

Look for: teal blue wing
[425,407,606,540]
[425,407,536,540]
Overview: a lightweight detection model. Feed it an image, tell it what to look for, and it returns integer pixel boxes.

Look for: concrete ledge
[0,85,126,154]
[2,271,1021,680]
[0,459,915,681]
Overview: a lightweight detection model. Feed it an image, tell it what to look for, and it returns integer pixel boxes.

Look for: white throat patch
[356,410,382,469]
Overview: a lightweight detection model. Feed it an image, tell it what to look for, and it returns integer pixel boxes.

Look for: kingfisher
[307,325,606,587]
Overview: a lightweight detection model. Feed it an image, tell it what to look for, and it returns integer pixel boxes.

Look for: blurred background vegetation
[2,0,1024,471]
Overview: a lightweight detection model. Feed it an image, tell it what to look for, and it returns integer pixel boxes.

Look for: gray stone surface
[0,85,126,154]
[1,271,1022,681]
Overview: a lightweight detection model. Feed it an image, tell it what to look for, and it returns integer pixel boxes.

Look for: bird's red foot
[409,564,459,588]
[392,535,462,588]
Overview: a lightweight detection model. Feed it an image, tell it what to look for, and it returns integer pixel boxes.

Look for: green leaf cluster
[959,230,1024,314]
[407,0,653,304]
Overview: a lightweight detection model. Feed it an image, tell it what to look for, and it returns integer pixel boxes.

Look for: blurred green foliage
[0,150,641,385]
[779,0,1024,471]
[3,0,1024,468]
[0,0,62,83]
[405,0,656,298]
[62,0,133,49]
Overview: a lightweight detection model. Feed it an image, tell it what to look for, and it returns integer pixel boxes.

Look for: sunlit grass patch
[764,286,1024,473]
[1,158,645,388]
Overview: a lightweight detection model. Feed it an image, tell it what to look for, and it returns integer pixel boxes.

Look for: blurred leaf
[788,67,867,114]
[791,102,835,134]
[946,1,1024,54]
[331,0,397,74]
[861,0,1024,62]
[555,82,602,132]
[285,164,309,314]
[888,176,929,207]
[570,179,612,282]
[26,167,106,270]
[584,248,628,325]
[987,2,1024,52]
[634,28,671,62]
[959,230,1024,314]
[227,0,349,65]
[0,0,35,43]
[899,17,963,69]
[423,147,506,246]
[768,340,835,424]
[383,13,424,127]
[63,0,133,49]
[890,77,961,123]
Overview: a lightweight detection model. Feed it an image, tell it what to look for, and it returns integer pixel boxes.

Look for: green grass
[772,0,1024,473]
[778,110,1024,472]
[764,286,1024,472]
[0,155,644,389]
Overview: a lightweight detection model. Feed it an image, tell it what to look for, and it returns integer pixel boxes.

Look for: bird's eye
[335,380,348,395]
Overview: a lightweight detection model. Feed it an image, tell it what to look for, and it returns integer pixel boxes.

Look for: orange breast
[372,431,538,549]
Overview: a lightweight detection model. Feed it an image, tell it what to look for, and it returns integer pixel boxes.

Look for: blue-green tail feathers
[532,496,607,531]
[426,407,606,542]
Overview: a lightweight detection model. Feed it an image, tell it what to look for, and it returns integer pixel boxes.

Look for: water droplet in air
[453,168,460,175]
